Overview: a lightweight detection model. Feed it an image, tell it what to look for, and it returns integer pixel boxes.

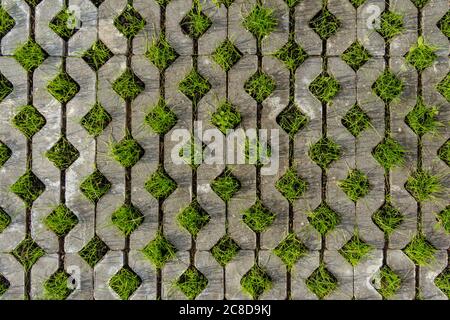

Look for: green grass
[80,102,112,137]
[309,72,340,103]
[179,137,203,169]
[306,263,338,299]
[145,166,177,200]
[339,233,372,266]
[435,267,450,298]
[437,73,450,102]
[341,104,371,137]
[145,98,178,135]
[211,168,241,202]
[308,202,341,236]
[154,0,172,6]
[0,141,12,168]
[179,69,211,104]
[437,206,450,234]
[211,101,242,134]
[82,40,113,71]
[10,170,45,207]
[212,0,235,8]
[372,203,404,235]
[47,72,80,103]
[177,201,210,237]
[437,11,450,38]
[349,0,367,8]
[45,136,80,170]
[11,236,45,271]
[409,0,430,9]
[283,0,301,8]
[49,8,78,40]
[111,204,144,236]
[241,264,272,299]
[0,72,13,102]
[405,169,442,202]
[210,234,240,267]
[176,266,208,300]
[142,232,177,269]
[14,39,47,72]
[374,265,401,299]
[438,139,450,166]
[275,167,308,203]
[43,270,73,300]
[242,200,276,233]
[113,68,145,101]
[308,136,341,169]
[245,138,272,166]
[24,0,43,8]
[109,267,142,300]
[213,39,242,72]
[145,34,179,71]
[244,71,276,103]
[114,4,146,39]
[274,39,308,72]
[12,105,46,139]
[405,37,437,72]
[372,137,405,170]
[403,234,436,266]
[376,11,404,40]
[339,169,370,202]
[44,204,78,237]
[180,3,212,40]
[0,208,11,233]
[372,70,404,103]
[80,169,111,203]
[273,233,308,270]
[0,6,15,40]
[309,6,341,40]
[341,41,372,71]
[242,4,277,41]
[406,97,440,136]
[110,134,144,168]
[0,274,9,296]
[78,235,109,268]
[276,103,308,137]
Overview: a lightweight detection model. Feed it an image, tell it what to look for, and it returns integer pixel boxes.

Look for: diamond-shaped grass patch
[242,4,277,41]
[437,73,450,102]
[211,168,241,202]
[406,97,440,137]
[0,6,15,40]
[14,39,47,72]
[43,270,74,300]
[274,39,308,72]
[0,72,13,103]
[80,102,112,137]
[46,136,80,170]
[339,169,370,202]
[145,98,178,135]
[112,203,144,236]
[373,70,404,103]
[372,137,405,170]
[241,264,272,299]
[179,137,203,169]
[242,201,276,233]
[180,6,212,40]
[405,37,437,72]
[309,72,340,103]
[145,166,177,201]
[403,234,436,266]
[48,72,80,103]
[438,139,450,166]
[11,235,45,271]
[0,141,12,168]
[372,203,403,235]
[179,69,211,104]
[113,68,145,101]
[109,266,142,300]
[342,104,371,137]
[435,267,450,298]
[12,105,46,139]
[79,235,109,268]
[306,263,337,299]
[309,7,341,40]
[44,204,78,237]
[244,71,276,103]
[309,136,341,169]
[49,8,79,40]
[0,207,11,233]
[110,135,144,168]
[277,103,308,137]
[437,206,450,234]
[177,201,210,237]
[409,0,430,9]
[23,0,43,8]
[211,101,242,135]
[405,169,441,202]
[213,39,242,72]
[80,169,111,203]
[210,234,240,267]
[0,273,9,296]
[341,41,372,71]
[114,4,146,39]
[349,0,367,8]
[176,266,208,300]
[339,233,372,266]
[145,35,178,71]
[308,202,341,236]
[10,170,45,207]
[142,232,177,269]
[275,167,308,203]
[213,0,235,8]
[273,233,308,270]
[376,11,404,41]
[438,10,450,39]
[372,265,401,299]
[82,40,113,71]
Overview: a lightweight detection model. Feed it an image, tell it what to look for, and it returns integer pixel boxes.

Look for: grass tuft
[438,139,450,166]
[437,72,450,102]
[309,72,340,103]
[78,235,109,268]
[44,204,78,237]
[13,39,47,72]
[0,6,15,40]
[0,207,11,233]
[111,204,144,236]
[273,233,308,270]
[349,0,367,8]
[308,202,341,236]
[372,70,404,103]
[110,134,145,168]
[372,203,403,235]
[179,69,211,104]
[213,39,242,72]
[435,267,450,298]
[243,4,277,41]
[0,274,9,296]
[45,136,80,170]
[339,233,372,266]
[405,37,437,72]
[11,235,45,271]
[43,270,73,300]
[211,168,241,202]
[212,0,235,8]
[241,264,272,299]
[0,72,13,102]
[306,263,337,299]
[244,71,276,103]
[405,97,440,136]
[114,4,146,39]
[80,169,111,203]
[309,7,341,40]
[409,0,430,9]
[210,234,240,266]
[341,104,371,137]
[405,169,442,202]
[49,8,79,40]
[372,137,405,170]
[372,265,401,299]
[145,98,178,135]
[403,234,436,266]
[80,102,112,137]
[180,3,212,39]
[276,103,308,137]
[341,41,372,71]
[275,167,308,203]
[10,170,45,207]
[145,34,179,71]
[12,105,46,139]
[274,39,308,72]
[339,169,370,202]
[176,266,208,300]
[437,11,450,39]
[82,40,113,71]
[109,267,142,300]
[308,136,341,169]
[144,166,177,201]
[142,232,177,269]
[437,206,450,234]
[242,200,276,233]
[47,72,80,103]
[211,101,242,135]
[177,201,210,237]
[0,141,12,168]
[112,68,145,101]
[376,11,404,40]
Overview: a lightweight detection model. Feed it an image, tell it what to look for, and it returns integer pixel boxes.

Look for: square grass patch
[0,207,11,233]
[372,265,401,299]
[341,41,372,71]
[308,202,341,236]
[437,206,450,234]
[339,233,372,266]
[80,169,111,203]
[144,166,177,201]
[0,6,15,40]
[306,264,337,299]
[45,136,80,170]
[211,168,241,202]
[180,4,212,40]
[435,267,450,298]
[145,98,178,135]
[179,69,211,104]
[341,104,371,137]
[372,70,404,103]
[274,39,308,72]
[308,136,341,169]
[309,72,340,103]
[376,11,404,41]
[242,4,277,41]
[309,7,341,40]
[114,4,146,39]
[82,40,113,71]
[47,72,80,104]
[109,266,142,300]
[10,170,45,207]
[405,97,440,137]
[403,234,436,266]
[211,101,242,135]
[405,37,437,72]
[405,169,441,202]
[142,232,177,269]
[213,39,242,72]
[49,8,79,40]
[43,270,73,300]
[273,233,308,270]
[111,203,144,236]
[14,39,48,72]
[176,266,208,300]
[177,201,210,237]
[12,105,46,139]
[276,103,308,137]
[0,274,10,296]
[44,204,78,237]
[78,235,109,268]
[244,71,276,103]
[110,135,145,168]
[210,234,240,267]
[113,69,145,101]
[275,167,308,203]
[11,235,45,271]
[145,35,179,71]
[372,137,405,170]
[0,72,13,103]
[438,139,450,166]
[242,201,276,233]
[372,203,403,235]
[80,102,112,137]
[0,141,12,168]
[240,264,272,299]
